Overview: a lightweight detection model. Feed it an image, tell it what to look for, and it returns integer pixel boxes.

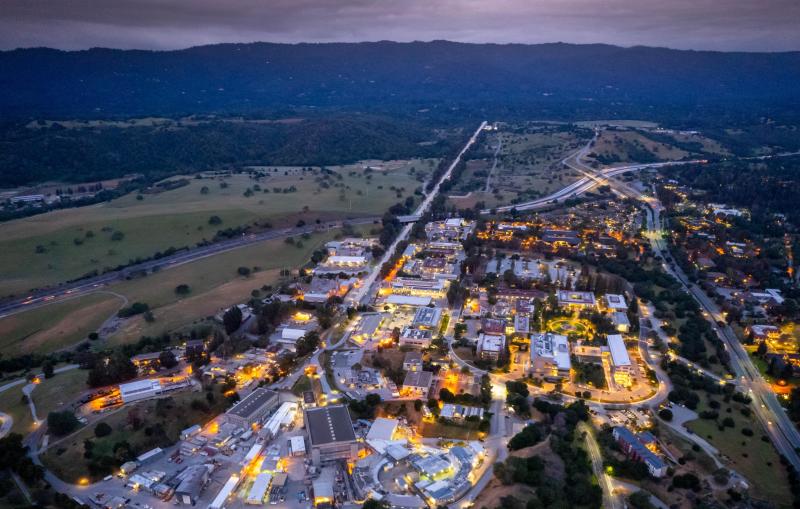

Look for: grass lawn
[588,130,690,164]
[0,293,122,357]
[0,384,33,436]
[685,395,792,505]
[42,386,227,482]
[0,160,433,298]
[420,421,483,440]
[107,228,343,345]
[32,369,88,418]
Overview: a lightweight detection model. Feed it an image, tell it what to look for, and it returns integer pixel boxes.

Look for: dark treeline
[0,116,454,187]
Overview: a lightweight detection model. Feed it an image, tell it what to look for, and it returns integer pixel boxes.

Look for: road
[580,421,622,509]
[607,176,800,471]
[0,217,380,319]
[347,121,487,306]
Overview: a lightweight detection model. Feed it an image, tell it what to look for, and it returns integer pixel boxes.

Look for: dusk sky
[1,0,798,52]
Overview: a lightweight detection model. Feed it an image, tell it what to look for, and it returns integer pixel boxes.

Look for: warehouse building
[119,379,164,404]
[305,405,359,465]
[224,388,279,428]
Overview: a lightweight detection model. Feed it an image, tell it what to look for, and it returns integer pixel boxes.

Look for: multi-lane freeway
[0,217,381,320]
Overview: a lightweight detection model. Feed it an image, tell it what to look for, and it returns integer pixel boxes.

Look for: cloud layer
[1,0,798,52]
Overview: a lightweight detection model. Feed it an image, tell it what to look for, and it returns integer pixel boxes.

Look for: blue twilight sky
[0,0,798,52]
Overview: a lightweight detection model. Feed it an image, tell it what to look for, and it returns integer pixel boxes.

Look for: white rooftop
[607,334,631,367]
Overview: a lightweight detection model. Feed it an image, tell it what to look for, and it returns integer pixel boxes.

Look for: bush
[658,408,673,421]
[508,423,544,450]
[237,266,251,276]
[175,284,191,295]
[94,422,112,438]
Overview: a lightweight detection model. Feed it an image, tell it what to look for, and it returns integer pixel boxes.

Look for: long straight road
[347,121,487,306]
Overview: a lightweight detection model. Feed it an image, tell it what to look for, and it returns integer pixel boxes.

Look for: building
[174,464,211,506]
[246,472,273,505]
[611,312,631,333]
[481,318,506,335]
[557,290,597,309]
[386,295,433,307]
[541,229,580,247]
[425,218,475,242]
[440,404,484,421]
[289,436,307,457]
[603,294,628,311]
[403,351,423,371]
[612,427,667,478]
[513,315,530,336]
[399,327,433,348]
[401,370,434,398]
[130,352,163,374]
[746,324,781,341]
[209,474,240,509]
[391,277,447,298]
[224,388,279,428]
[529,333,571,381]
[119,379,163,404]
[351,313,385,343]
[607,334,632,387]
[412,306,443,330]
[305,405,359,465]
[476,333,505,361]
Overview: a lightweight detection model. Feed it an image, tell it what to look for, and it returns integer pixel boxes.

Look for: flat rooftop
[305,405,356,446]
[226,388,277,419]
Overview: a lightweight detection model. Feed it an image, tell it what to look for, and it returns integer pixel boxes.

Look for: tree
[159,350,178,369]
[756,341,767,356]
[208,215,222,225]
[110,230,125,241]
[658,408,673,421]
[94,422,112,438]
[42,360,54,379]
[175,284,191,295]
[237,266,251,276]
[223,305,243,334]
[47,410,80,436]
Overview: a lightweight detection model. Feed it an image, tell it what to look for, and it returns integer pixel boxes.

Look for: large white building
[476,333,505,361]
[119,379,163,403]
[607,334,632,387]
[529,333,571,381]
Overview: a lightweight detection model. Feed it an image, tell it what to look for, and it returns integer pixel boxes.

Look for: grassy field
[685,394,792,504]
[0,159,434,298]
[0,293,122,357]
[42,387,226,482]
[0,222,373,353]
[420,421,483,440]
[106,227,348,345]
[449,126,588,210]
[32,368,88,418]
[587,129,691,164]
[0,384,32,436]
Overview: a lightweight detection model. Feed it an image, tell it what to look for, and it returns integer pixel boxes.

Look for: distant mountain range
[1,41,799,121]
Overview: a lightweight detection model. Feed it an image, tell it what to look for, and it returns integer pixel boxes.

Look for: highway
[603,176,800,471]
[0,216,380,319]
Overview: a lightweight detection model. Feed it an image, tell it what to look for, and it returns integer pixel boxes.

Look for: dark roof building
[305,405,359,465]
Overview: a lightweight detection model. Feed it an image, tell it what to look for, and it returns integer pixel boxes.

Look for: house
[529,333,571,381]
[557,290,596,309]
[305,405,359,465]
[612,427,667,478]
[399,327,433,348]
[476,334,505,361]
[403,351,423,372]
[611,312,631,333]
[746,324,780,341]
[301,277,356,303]
[603,294,628,311]
[401,370,434,398]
